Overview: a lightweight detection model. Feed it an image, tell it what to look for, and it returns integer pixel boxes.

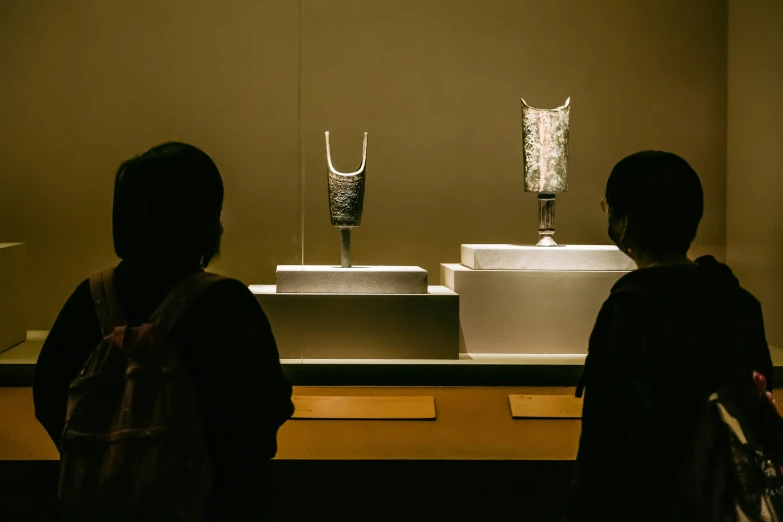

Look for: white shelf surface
[275,265,428,294]
[5,332,781,372]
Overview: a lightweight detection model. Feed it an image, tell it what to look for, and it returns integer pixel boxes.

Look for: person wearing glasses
[563,151,772,521]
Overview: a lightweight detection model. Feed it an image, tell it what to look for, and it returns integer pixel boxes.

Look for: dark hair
[112,142,224,269]
[606,150,703,257]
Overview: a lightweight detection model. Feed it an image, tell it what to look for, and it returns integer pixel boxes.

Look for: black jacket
[565,255,773,522]
[33,261,294,520]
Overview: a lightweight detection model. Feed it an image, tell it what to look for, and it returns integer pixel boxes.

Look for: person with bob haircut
[564,151,773,521]
[33,142,294,520]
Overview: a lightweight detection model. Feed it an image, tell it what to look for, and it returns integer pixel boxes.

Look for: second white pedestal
[441,263,628,354]
[0,243,26,354]
[251,285,459,359]
[461,244,635,271]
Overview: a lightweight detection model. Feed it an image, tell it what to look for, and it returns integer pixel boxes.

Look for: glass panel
[0,1,304,347]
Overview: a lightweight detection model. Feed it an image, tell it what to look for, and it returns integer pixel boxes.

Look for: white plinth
[0,243,26,354]
[276,265,428,294]
[441,263,629,354]
[251,285,458,359]
[461,244,636,271]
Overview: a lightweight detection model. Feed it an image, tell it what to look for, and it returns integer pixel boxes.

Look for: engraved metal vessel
[521,97,570,246]
[325,131,368,268]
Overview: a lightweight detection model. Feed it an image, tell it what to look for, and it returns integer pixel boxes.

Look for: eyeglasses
[600,197,610,214]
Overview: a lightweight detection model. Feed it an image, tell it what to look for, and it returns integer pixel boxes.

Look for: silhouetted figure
[564,151,773,522]
[33,142,294,521]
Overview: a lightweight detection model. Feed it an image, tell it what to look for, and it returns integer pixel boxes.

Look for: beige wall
[0,0,302,328]
[727,0,783,347]
[1,0,728,329]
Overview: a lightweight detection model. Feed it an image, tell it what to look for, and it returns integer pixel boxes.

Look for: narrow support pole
[537,194,557,247]
[340,227,352,268]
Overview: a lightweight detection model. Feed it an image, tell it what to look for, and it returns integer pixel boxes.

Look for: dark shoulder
[38,276,103,374]
[199,275,257,303]
[185,275,263,323]
[600,276,649,319]
[55,277,97,326]
[734,286,763,313]
[168,275,271,354]
[723,287,766,333]
[589,276,658,353]
[71,277,93,305]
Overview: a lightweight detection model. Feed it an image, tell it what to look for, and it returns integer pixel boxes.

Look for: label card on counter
[292,395,436,420]
[509,395,583,419]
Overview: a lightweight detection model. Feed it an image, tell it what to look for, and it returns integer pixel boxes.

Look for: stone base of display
[441,262,629,354]
[0,244,26,355]
[252,285,458,359]
[461,244,635,271]
[276,265,428,294]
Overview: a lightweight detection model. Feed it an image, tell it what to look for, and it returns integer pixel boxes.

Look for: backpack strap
[89,269,127,336]
[148,271,226,334]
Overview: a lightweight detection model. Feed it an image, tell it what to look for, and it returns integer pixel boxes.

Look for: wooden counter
[0,385,582,461]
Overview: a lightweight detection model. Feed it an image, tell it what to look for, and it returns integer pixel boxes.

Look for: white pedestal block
[251,285,458,359]
[276,265,428,294]
[461,244,636,271]
[0,243,26,354]
[441,262,629,354]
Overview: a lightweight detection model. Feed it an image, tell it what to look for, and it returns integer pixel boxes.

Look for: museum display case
[248,89,635,361]
[1,7,782,508]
